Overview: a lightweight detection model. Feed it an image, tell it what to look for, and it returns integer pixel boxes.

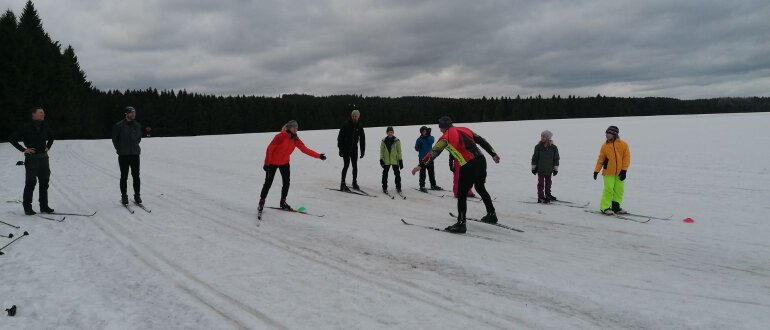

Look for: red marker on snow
[683,218,695,223]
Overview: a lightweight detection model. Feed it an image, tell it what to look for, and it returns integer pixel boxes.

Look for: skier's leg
[260,166,278,199]
[129,155,141,196]
[381,164,389,189]
[341,155,350,183]
[537,174,545,199]
[279,164,291,201]
[427,162,437,187]
[457,162,475,219]
[394,165,402,190]
[23,158,38,206]
[600,175,615,211]
[351,152,359,185]
[613,177,625,207]
[419,166,426,188]
[545,174,552,198]
[118,156,130,196]
[37,157,51,208]
[473,157,495,214]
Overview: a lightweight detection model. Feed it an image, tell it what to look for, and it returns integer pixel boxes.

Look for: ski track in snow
[2,113,770,329]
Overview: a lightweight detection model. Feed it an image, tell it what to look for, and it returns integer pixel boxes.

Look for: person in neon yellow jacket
[380,127,403,193]
[594,126,631,214]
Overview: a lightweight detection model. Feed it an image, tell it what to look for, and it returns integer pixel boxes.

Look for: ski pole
[0,231,29,255]
[0,220,20,229]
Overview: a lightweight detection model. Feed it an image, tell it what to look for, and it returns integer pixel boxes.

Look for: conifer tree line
[2,1,769,141]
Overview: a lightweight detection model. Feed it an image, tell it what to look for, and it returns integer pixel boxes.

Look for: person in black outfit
[337,109,365,191]
[112,106,143,205]
[9,107,55,215]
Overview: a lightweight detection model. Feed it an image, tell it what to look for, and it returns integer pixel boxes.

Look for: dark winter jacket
[9,121,54,156]
[337,120,365,156]
[415,135,434,160]
[531,142,560,175]
[112,119,142,156]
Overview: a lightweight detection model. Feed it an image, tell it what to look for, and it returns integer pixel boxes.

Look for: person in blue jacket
[414,126,442,192]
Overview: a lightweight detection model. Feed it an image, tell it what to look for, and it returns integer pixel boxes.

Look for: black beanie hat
[386,126,394,133]
[419,126,428,133]
[606,126,619,136]
[438,116,453,129]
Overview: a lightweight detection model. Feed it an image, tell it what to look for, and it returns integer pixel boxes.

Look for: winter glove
[263,164,270,171]
[619,170,627,181]
[380,159,386,168]
[399,160,404,169]
[531,167,537,175]
[319,154,326,160]
[339,151,344,157]
[593,172,599,180]
[360,151,365,159]
[449,161,455,172]
[552,170,558,176]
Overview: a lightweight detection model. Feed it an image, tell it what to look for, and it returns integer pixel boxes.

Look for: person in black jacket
[112,106,143,205]
[337,109,365,191]
[9,107,55,215]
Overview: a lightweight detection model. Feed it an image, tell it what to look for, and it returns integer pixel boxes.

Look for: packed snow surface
[1,113,769,329]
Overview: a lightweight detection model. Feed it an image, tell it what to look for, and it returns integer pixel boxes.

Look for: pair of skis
[519,198,591,209]
[325,187,378,198]
[258,206,325,221]
[383,190,407,200]
[122,201,151,214]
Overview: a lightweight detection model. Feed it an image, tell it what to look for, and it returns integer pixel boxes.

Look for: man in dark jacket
[9,107,55,215]
[112,106,143,205]
[415,126,442,192]
[337,109,365,191]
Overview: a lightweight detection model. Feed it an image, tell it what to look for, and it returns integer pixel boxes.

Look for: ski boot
[480,212,498,224]
[612,201,627,214]
[40,205,55,214]
[430,185,444,191]
[121,194,129,205]
[546,194,557,201]
[419,186,428,193]
[445,213,467,233]
[352,181,360,190]
[23,203,36,216]
[258,198,265,212]
[340,182,352,192]
[280,200,293,211]
[382,186,388,194]
[601,208,615,215]
[134,194,143,204]
[396,187,402,194]
[537,197,549,204]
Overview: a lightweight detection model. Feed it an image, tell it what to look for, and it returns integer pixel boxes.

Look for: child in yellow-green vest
[594,125,631,215]
[380,127,403,193]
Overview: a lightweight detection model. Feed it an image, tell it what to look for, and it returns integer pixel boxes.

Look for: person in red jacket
[259,120,326,212]
[411,116,500,234]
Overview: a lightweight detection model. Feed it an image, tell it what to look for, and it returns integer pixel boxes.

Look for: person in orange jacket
[594,125,630,214]
[259,120,326,212]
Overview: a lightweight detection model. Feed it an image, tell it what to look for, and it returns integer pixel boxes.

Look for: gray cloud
[3,0,769,98]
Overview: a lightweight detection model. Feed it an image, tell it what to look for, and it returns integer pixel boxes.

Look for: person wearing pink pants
[449,154,474,198]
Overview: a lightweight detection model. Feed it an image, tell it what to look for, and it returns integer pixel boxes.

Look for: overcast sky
[4,0,770,98]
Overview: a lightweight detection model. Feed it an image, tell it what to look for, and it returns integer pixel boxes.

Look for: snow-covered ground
[1,113,769,329]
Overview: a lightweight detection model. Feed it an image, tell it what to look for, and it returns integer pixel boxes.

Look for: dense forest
[2,1,769,141]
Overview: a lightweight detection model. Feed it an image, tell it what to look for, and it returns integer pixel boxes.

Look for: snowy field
[1,112,769,329]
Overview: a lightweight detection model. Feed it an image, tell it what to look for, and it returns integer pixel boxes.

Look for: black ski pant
[119,155,141,197]
[260,164,291,201]
[418,161,437,188]
[23,155,51,208]
[381,165,401,190]
[341,151,358,184]
[457,157,495,221]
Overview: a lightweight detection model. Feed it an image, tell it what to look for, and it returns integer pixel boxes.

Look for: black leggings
[381,165,401,189]
[341,152,358,183]
[457,157,495,220]
[23,156,51,206]
[119,155,140,196]
[261,164,291,201]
